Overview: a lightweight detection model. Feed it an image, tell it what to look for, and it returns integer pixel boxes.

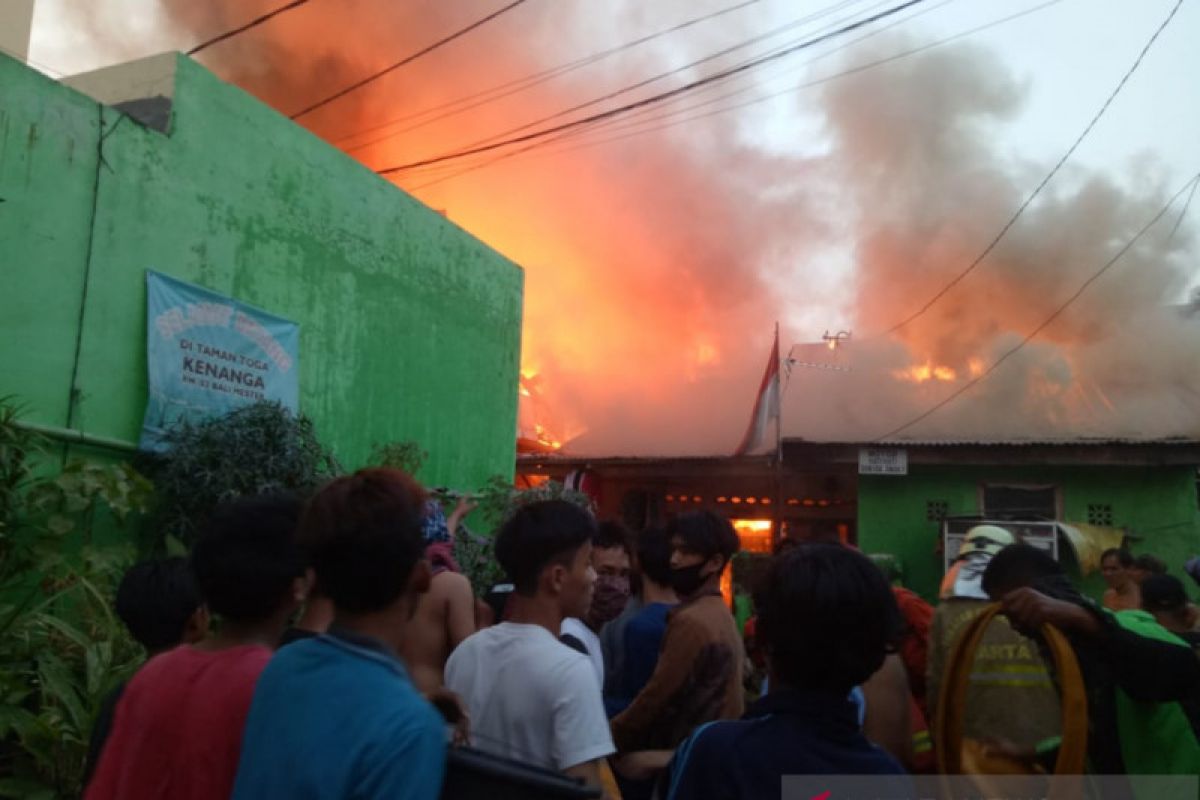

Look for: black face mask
[669,562,710,598]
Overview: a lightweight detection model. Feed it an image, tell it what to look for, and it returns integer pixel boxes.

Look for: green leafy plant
[145,401,340,547]
[0,401,149,798]
[368,440,428,476]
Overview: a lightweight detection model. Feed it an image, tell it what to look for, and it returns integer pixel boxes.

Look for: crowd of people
[79,466,1200,799]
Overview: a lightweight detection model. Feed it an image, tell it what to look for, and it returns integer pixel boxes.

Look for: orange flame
[893,360,958,384]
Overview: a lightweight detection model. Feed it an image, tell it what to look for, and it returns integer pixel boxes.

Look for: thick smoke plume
[41,1,1200,452]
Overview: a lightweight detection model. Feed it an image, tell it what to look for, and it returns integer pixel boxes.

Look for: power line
[361,0,875,158]
[389,0,905,179]
[376,0,929,175]
[871,171,1200,442]
[873,0,1186,338]
[187,0,310,56]
[395,0,1054,193]
[333,0,762,151]
[290,0,529,120]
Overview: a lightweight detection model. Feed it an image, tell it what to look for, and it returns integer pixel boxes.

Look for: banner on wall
[140,270,300,451]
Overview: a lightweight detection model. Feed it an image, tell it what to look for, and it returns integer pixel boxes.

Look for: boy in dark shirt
[663,543,906,799]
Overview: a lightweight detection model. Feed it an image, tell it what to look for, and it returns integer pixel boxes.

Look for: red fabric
[85,644,271,800]
[891,587,933,707]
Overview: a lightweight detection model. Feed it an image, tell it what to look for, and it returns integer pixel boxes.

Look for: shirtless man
[400,497,478,693]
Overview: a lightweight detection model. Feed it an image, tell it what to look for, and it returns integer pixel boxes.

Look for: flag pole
[773,323,784,547]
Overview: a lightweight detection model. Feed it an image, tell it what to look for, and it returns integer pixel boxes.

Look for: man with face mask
[609,512,743,769]
[562,522,633,686]
[926,525,1061,751]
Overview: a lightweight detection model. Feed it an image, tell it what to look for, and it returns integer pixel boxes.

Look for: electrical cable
[363,0,876,157]
[375,0,929,175]
[187,0,310,56]
[290,0,529,120]
[871,0,1186,338]
[395,0,1054,192]
[387,0,903,179]
[870,170,1200,442]
[333,0,762,151]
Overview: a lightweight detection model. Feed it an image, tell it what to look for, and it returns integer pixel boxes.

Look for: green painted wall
[859,464,1200,602]
[0,53,523,489]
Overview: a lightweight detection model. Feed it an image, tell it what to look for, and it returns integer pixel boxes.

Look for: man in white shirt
[445,500,615,794]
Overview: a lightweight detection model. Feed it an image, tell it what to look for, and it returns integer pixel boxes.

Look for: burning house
[519,437,1200,602]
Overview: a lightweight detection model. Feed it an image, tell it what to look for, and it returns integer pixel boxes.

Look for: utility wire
[871,171,1200,442]
[290,0,529,120]
[187,0,310,56]
[396,0,1051,193]
[872,0,1186,338]
[334,0,761,151]
[389,0,903,179]
[367,0,875,158]
[377,0,929,175]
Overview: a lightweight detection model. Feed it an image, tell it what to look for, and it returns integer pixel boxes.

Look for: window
[1087,503,1114,527]
[981,484,1058,520]
[926,499,949,522]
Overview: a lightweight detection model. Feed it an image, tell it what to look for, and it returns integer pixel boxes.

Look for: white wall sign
[858,448,908,475]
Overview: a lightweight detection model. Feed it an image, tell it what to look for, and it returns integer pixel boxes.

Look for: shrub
[0,401,150,798]
[145,401,340,547]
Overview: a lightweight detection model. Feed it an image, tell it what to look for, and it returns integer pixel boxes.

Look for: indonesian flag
[734,328,781,456]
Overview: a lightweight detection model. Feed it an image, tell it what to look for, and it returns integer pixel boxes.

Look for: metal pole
[14,420,139,454]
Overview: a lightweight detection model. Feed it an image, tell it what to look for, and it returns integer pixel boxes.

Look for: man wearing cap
[926,525,1061,751]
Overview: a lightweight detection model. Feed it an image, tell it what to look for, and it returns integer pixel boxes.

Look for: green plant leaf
[164,533,187,557]
[44,514,75,536]
[36,652,87,735]
[0,776,56,799]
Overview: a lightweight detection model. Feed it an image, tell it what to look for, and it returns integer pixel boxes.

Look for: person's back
[664,544,905,800]
[927,597,1061,747]
[401,569,476,693]
[235,632,444,798]
[87,644,271,799]
[447,621,613,770]
[86,494,306,800]
[233,469,449,800]
[400,498,478,693]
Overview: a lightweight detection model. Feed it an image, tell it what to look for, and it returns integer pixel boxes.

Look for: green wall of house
[859,464,1200,602]
[0,53,523,488]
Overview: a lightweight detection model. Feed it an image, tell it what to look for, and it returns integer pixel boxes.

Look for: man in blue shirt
[232,468,446,800]
[663,543,906,799]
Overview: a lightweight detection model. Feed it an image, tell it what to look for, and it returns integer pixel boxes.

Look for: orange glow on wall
[731,519,774,554]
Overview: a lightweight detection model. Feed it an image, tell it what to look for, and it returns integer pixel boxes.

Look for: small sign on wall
[858,448,908,475]
[140,270,300,451]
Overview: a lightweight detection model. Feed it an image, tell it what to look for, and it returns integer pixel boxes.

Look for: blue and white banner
[140,270,300,450]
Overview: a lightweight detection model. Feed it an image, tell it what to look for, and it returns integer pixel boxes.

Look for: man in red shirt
[86,494,308,800]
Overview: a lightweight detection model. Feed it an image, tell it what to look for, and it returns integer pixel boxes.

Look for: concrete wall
[0,52,523,489]
[858,464,1200,601]
[0,0,35,62]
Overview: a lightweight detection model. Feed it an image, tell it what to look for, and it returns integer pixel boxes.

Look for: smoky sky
[98,1,1200,451]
